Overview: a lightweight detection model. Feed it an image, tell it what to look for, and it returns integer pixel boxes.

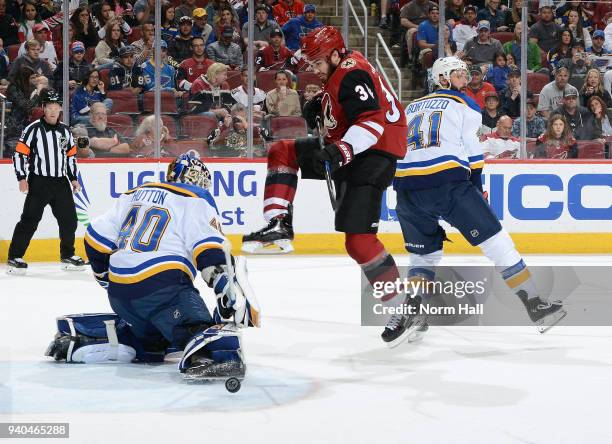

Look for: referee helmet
[40,89,63,106]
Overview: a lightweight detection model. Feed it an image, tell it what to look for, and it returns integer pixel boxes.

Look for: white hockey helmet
[431,56,469,88]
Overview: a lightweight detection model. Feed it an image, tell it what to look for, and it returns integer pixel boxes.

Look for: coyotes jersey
[321,51,407,159]
[84,182,226,299]
[177,57,214,89]
[255,45,293,70]
[394,89,484,190]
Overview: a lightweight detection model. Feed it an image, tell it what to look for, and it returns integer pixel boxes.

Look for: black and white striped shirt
[13,118,78,181]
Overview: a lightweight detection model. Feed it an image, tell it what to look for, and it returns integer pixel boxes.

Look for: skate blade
[385,322,428,349]
[241,239,294,255]
[6,267,26,276]
[60,264,86,271]
[537,309,567,334]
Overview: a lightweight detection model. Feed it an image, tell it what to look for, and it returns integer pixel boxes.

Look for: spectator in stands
[273,0,304,27]
[302,82,321,104]
[192,8,213,43]
[282,3,322,51]
[565,9,592,50]
[416,6,442,60]
[256,28,293,71]
[453,5,478,52]
[190,62,233,119]
[132,22,154,66]
[70,68,111,124]
[592,1,612,31]
[93,20,125,69]
[480,90,504,133]
[142,40,182,96]
[209,6,241,45]
[548,29,573,74]
[538,66,578,118]
[86,101,130,156]
[133,0,155,25]
[17,1,42,42]
[231,66,266,114]
[132,114,172,157]
[169,17,193,63]
[500,68,520,117]
[206,26,243,69]
[211,103,264,157]
[504,0,532,32]
[243,4,279,50]
[160,2,178,41]
[177,36,213,92]
[108,0,134,23]
[70,6,99,48]
[559,41,591,90]
[556,0,592,31]
[552,87,600,140]
[580,68,612,107]
[0,0,19,47]
[528,5,562,53]
[477,0,508,33]
[8,39,53,81]
[18,23,56,71]
[0,38,8,80]
[108,45,145,93]
[481,116,520,159]
[462,20,503,67]
[588,30,607,56]
[4,66,41,154]
[503,22,546,73]
[535,114,578,158]
[445,0,466,28]
[587,95,612,138]
[175,0,197,23]
[265,69,301,116]
[512,97,547,138]
[94,1,131,40]
[486,51,510,91]
[53,41,90,94]
[466,65,496,109]
[400,0,436,60]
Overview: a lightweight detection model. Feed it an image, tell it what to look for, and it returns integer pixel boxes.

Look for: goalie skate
[241,211,294,254]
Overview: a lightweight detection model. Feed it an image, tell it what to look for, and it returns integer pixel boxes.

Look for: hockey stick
[316,116,337,211]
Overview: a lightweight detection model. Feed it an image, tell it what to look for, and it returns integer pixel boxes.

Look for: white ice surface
[1,255,612,444]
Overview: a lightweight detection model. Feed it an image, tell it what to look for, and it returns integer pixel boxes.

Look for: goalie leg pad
[45,313,138,363]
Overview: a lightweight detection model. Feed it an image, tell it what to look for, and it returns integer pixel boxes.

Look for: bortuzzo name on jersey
[405,98,450,114]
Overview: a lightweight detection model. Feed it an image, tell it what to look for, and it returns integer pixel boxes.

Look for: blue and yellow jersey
[84,182,226,299]
[394,89,484,191]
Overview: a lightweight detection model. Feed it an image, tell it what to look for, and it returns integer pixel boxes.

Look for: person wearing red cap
[17,23,56,71]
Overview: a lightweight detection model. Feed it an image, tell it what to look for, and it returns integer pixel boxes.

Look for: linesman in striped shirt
[7,89,86,275]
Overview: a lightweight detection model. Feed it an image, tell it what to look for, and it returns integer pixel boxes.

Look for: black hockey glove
[302,93,323,130]
[313,141,354,176]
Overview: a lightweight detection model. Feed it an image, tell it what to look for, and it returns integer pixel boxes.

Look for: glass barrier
[1,1,610,161]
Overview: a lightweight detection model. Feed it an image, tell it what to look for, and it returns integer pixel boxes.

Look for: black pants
[8,175,78,260]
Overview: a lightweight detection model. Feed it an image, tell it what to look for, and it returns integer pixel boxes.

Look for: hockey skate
[518,291,567,333]
[381,295,429,348]
[241,206,294,254]
[60,255,87,271]
[6,258,27,276]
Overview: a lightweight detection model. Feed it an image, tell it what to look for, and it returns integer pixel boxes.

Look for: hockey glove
[313,141,354,176]
[302,93,323,130]
[93,271,109,290]
[202,265,236,321]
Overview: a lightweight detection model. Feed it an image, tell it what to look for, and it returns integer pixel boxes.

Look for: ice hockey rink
[1,254,612,444]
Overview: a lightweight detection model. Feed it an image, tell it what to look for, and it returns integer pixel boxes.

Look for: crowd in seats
[374,0,612,159]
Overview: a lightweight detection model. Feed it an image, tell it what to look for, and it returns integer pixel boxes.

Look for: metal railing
[0,93,6,158]
[375,33,402,102]
[348,0,368,58]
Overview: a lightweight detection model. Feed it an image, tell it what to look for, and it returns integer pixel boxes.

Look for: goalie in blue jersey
[45,153,260,384]
[382,57,566,347]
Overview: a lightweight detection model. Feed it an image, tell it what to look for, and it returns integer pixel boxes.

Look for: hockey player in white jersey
[382,57,566,347]
[45,153,259,388]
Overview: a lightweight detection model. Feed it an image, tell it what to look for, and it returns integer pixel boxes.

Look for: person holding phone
[265,69,301,116]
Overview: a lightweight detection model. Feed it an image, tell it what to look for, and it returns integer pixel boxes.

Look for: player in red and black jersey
[176,36,214,92]
[243,27,410,341]
[255,28,294,72]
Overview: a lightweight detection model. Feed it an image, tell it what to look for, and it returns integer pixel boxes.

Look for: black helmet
[40,89,62,106]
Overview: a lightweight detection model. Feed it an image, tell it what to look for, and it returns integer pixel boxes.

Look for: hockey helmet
[300,26,346,63]
[431,56,469,88]
[40,88,62,106]
[167,151,211,190]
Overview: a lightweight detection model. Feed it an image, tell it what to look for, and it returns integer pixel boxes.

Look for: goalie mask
[167,151,212,190]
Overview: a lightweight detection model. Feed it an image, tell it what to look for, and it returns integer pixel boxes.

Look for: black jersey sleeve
[337,69,381,126]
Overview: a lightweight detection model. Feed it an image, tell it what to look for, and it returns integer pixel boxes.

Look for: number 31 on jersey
[407,111,442,150]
